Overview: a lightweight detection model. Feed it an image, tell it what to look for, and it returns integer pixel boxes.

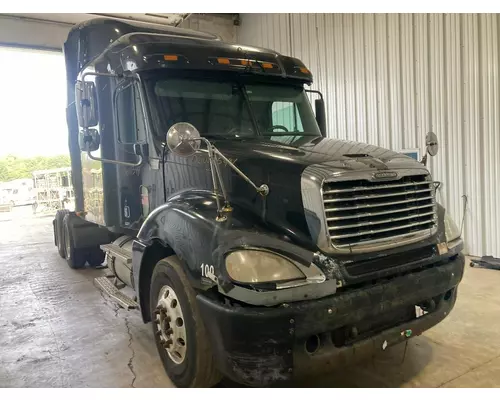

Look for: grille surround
[321,173,437,253]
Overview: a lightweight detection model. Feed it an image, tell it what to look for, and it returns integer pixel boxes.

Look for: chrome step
[100,243,132,265]
[94,276,139,310]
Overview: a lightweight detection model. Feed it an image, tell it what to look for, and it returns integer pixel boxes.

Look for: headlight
[225,250,305,284]
[444,212,461,242]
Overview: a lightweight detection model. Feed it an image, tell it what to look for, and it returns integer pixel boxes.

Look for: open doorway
[0,47,71,217]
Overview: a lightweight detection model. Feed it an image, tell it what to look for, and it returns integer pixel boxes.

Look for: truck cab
[54,18,465,387]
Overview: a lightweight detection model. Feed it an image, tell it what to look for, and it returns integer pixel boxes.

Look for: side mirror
[166,122,201,157]
[315,98,326,137]
[79,128,100,152]
[75,81,99,128]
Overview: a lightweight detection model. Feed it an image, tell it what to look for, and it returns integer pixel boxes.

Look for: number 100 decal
[200,263,217,283]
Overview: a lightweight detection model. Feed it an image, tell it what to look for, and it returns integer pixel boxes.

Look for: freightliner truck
[53,18,465,387]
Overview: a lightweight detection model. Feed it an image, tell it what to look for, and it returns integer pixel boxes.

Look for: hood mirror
[421,132,439,166]
[426,132,439,156]
[166,122,201,157]
[163,122,269,223]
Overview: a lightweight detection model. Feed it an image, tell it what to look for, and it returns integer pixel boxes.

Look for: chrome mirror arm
[201,139,226,222]
[86,148,143,168]
[210,146,269,196]
[189,138,269,223]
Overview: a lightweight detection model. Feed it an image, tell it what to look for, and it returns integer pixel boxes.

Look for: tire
[53,220,58,247]
[150,256,221,388]
[87,247,105,267]
[55,209,70,258]
[62,214,87,269]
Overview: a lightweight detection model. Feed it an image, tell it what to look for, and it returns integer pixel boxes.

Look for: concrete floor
[0,206,499,388]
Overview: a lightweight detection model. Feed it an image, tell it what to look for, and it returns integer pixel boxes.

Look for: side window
[115,82,146,143]
[271,101,303,132]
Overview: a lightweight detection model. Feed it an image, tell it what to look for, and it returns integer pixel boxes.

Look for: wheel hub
[154,285,187,364]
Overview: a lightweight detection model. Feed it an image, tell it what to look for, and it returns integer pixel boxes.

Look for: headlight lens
[444,212,461,242]
[225,250,305,284]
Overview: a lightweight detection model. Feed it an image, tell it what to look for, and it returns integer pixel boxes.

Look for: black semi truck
[53,18,465,387]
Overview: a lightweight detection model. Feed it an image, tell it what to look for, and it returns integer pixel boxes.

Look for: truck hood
[212,135,425,174]
[209,135,429,251]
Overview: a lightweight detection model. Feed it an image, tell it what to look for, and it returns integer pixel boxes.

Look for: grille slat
[327,210,436,230]
[326,203,435,221]
[329,218,435,239]
[323,180,431,194]
[323,174,437,250]
[324,195,434,212]
[323,188,432,203]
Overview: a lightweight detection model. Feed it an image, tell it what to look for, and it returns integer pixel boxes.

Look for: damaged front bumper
[197,253,465,387]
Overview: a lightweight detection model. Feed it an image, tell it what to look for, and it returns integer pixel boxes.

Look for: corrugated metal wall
[238,13,500,258]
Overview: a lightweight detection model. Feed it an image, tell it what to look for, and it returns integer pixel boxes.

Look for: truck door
[114,80,148,230]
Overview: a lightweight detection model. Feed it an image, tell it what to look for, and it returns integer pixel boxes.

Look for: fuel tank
[105,236,135,287]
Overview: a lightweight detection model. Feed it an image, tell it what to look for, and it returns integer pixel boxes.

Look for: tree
[0,154,71,182]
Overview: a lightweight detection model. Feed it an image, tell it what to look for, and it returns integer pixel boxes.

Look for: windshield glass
[144,76,321,141]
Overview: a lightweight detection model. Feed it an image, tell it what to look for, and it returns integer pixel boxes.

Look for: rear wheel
[150,256,221,388]
[62,214,87,269]
[55,209,69,258]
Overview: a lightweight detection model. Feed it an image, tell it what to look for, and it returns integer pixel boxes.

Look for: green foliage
[0,154,71,182]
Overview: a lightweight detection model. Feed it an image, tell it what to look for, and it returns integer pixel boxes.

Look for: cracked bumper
[197,254,465,387]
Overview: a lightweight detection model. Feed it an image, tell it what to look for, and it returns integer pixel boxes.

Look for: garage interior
[0,12,500,388]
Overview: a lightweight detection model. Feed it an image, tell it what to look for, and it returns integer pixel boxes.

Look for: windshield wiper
[203,134,248,140]
[237,82,262,137]
[264,133,319,137]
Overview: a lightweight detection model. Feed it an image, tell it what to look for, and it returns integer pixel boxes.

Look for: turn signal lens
[163,55,178,61]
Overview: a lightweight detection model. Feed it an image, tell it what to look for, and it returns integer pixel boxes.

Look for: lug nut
[165,338,173,346]
[166,328,173,335]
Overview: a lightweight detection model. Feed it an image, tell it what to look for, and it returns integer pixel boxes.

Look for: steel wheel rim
[155,285,187,364]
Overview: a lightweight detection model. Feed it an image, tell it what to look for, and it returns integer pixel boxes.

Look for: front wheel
[150,256,221,388]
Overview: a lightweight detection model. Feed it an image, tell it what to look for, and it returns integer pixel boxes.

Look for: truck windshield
[145,77,321,140]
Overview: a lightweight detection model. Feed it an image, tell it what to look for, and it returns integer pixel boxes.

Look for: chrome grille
[322,174,437,250]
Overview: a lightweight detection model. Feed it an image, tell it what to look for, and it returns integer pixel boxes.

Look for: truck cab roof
[64,17,312,106]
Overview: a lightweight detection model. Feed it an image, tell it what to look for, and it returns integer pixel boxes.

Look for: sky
[0,47,68,158]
